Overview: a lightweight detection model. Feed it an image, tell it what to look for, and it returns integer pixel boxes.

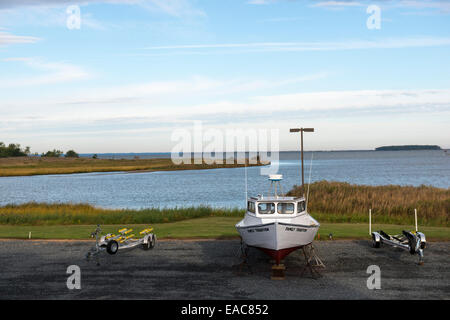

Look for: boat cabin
[247,196,306,217]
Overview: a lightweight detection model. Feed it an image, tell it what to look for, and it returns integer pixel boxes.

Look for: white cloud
[2,80,449,151]
[2,84,449,129]
[0,57,91,87]
[311,1,364,8]
[247,0,273,4]
[0,31,40,45]
[310,0,450,13]
[0,0,205,17]
[142,37,450,54]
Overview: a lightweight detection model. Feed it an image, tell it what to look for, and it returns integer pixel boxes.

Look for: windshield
[297,201,306,213]
[258,203,275,214]
[277,203,295,214]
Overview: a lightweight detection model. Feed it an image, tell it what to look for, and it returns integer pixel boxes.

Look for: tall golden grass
[288,181,449,226]
[0,181,448,226]
[0,203,242,226]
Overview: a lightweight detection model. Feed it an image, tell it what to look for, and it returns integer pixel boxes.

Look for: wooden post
[301,129,304,194]
[290,127,314,196]
[415,208,418,232]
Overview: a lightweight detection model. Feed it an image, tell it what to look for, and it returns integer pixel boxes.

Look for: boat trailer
[86,225,156,263]
[370,209,426,265]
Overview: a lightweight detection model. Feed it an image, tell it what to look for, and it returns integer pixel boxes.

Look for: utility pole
[289,127,314,195]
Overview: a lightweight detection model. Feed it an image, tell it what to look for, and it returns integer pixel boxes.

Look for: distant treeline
[375,145,441,151]
[0,143,30,158]
[0,142,79,158]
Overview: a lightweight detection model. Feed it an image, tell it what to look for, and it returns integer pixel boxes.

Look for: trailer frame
[86,225,156,263]
[369,209,426,265]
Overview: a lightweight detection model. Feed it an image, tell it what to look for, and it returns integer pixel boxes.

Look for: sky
[0,0,449,153]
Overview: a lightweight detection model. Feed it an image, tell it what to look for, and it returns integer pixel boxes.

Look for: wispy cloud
[246,0,274,4]
[311,1,364,8]
[2,76,449,128]
[142,37,450,55]
[0,57,91,87]
[0,0,205,17]
[310,0,450,13]
[0,31,40,45]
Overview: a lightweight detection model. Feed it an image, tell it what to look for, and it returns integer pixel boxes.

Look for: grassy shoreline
[0,181,447,239]
[0,157,265,177]
[1,181,448,227]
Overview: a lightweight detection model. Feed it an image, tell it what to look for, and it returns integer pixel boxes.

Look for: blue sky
[0,0,449,153]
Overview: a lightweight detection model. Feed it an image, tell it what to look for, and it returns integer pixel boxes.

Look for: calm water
[0,150,448,209]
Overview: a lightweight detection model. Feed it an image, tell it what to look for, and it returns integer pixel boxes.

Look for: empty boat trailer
[370,209,426,265]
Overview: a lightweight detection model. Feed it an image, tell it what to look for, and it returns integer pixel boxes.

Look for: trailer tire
[143,234,156,250]
[106,240,119,255]
[372,234,380,248]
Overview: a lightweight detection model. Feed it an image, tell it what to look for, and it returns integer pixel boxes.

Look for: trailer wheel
[372,234,380,248]
[106,240,119,255]
[143,234,156,250]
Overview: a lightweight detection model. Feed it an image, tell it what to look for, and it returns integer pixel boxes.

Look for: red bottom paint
[258,245,308,265]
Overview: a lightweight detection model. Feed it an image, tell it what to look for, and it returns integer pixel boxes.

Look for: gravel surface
[0,239,448,299]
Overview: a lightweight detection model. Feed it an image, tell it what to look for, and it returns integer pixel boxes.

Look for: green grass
[0,217,448,240]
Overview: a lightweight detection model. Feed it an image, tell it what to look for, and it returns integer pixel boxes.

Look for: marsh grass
[0,203,243,226]
[0,181,448,227]
[288,181,449,226]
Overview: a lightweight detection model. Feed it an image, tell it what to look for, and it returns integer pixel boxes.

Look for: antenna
[305,152,314,210]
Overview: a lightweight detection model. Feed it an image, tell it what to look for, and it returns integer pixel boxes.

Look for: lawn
[0,217,448,240]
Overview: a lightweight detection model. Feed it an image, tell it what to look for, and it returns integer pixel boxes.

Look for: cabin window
[277,203,295,214]
[258,203,275,214]
[297,201,306,213]
[247,201,255,213]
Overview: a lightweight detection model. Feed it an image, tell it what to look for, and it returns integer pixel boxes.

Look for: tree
[65,150,79,158]
[41,149,63,158]
[0,142,30,157]
[92,154,98,159]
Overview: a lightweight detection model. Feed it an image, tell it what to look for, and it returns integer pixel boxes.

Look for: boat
[235,174,320,265]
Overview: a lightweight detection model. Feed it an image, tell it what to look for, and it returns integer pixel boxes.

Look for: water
[0,150,448,209]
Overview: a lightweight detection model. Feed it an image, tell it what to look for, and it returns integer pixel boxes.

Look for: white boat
[235,174,320,264]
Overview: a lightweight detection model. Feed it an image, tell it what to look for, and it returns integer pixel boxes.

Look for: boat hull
[236,221,319,264]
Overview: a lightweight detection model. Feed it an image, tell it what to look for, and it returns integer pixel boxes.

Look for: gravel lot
[0,239,448,300]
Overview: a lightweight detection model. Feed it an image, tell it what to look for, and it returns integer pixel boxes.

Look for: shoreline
[0,157,266,177]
